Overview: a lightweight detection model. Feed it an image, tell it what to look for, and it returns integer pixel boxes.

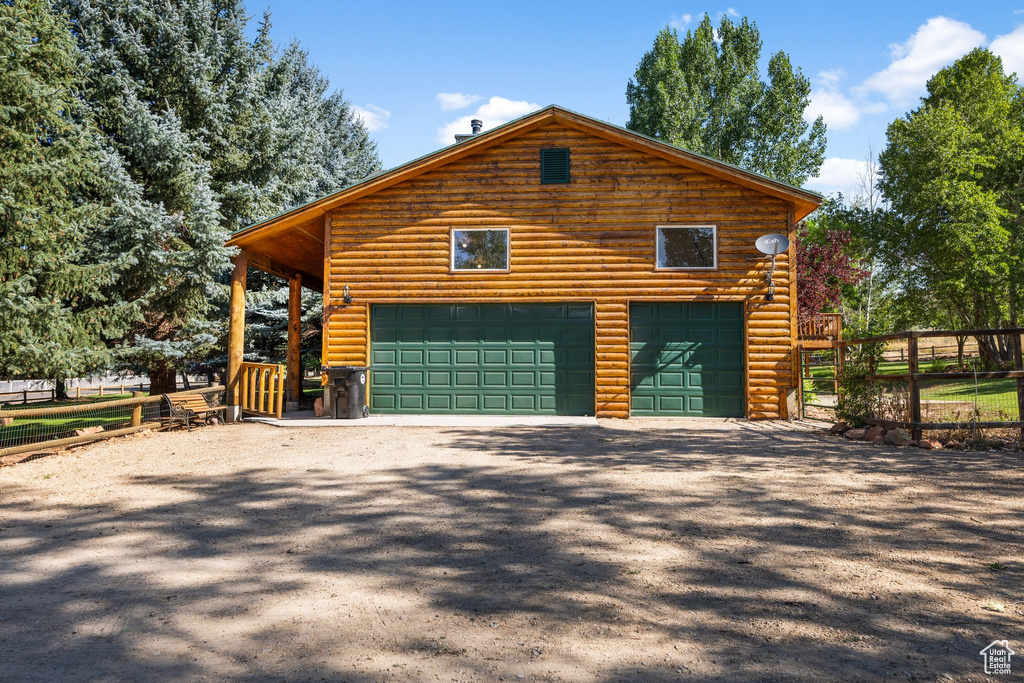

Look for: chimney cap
[471,119,483,134]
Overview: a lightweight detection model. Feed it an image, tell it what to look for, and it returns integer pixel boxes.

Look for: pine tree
[60,1,380,390]
[0,0,137,389]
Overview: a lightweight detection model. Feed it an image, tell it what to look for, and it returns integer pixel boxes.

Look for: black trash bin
[324,366,368,419]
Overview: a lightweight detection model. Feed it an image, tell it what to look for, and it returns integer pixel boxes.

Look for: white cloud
[436,96,540,145]
[805,90,862,130]
[726,7,740,17]
[816,69,845,88]
[804,70,862,130]
[856,17,985,105]
[436,92,483,111]
[668,13,692,31]
[990,24,1024,76]
[805,157,877,199]
[352,104,391,132]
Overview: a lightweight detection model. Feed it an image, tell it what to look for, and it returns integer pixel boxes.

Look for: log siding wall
[325,123,795,418]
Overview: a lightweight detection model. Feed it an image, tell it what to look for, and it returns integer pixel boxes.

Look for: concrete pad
[246,410,600,428]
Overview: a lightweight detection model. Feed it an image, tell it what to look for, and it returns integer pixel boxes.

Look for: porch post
[226,250,247,422]
[286,273,302,411]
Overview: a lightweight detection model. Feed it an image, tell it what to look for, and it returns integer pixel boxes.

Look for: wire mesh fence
[0,387,225,459]
[839,328,1024,442]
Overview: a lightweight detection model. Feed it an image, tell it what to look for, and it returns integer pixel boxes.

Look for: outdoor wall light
[343,285,352,304]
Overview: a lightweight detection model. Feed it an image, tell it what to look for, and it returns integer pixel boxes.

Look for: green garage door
[630,302,745,417]
[370,303,594,415]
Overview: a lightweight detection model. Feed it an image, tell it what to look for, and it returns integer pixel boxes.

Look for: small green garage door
[370,303,594,415]
[630,302,745,417]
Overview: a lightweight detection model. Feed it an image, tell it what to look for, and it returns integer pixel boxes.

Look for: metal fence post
[908,335,922,442]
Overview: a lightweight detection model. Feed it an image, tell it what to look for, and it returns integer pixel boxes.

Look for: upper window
[540,148,570,184]
[656,225,717,270]
[451,228,509,271]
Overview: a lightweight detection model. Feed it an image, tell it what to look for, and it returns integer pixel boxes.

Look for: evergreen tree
[626,13,826,186]
[61,1,380,391]
[0,0,137,390]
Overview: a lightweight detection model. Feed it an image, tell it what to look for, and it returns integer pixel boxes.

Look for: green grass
[0,394,142,449]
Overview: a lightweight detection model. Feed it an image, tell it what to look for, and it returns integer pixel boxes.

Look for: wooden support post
[1014,331,1024,444]
[131,391,144,426]
[908,336,922,442]
[226,250,247,422]
[276,365,285,418]
[286,274,302,410]
[795,349,804,419]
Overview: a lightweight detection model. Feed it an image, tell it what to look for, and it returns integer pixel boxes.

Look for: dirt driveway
[1,420,1021,681]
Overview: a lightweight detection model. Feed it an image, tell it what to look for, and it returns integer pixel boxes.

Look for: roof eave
[226,105,822,247]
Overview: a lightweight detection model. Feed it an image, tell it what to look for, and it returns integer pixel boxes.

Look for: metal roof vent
[454,119,484,143]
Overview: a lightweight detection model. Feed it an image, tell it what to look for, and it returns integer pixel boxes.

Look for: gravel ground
[1,419,1021,681]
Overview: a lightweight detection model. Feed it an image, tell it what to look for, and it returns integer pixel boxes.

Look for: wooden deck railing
[798,313,842,340]
[240,362,285,418]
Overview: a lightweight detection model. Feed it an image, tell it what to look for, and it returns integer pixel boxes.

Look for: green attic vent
[540,147,570,184]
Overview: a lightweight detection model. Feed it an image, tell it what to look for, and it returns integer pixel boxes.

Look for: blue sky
[246,1,1023,199]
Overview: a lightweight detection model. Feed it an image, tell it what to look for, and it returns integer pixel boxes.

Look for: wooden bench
[164,393,226,431]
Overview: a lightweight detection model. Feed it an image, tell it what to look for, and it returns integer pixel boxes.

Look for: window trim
[654,225,718,271]
[449,227,511,273]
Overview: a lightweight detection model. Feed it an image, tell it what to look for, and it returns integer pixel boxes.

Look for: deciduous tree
[877,48,1024,365]
[626,13,826,186]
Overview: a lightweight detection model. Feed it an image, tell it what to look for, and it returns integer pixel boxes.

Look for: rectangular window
[451,228,510,271]
[656,225,717,270]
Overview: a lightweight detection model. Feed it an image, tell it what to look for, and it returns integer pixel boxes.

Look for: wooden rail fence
[842,327,1024,441]
[0,386,225,460]
[240,362,285,419]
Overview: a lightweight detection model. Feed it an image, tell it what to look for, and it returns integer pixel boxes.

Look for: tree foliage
[877,49,1024,331]
[49,0,380,391]
[796,199,868,320]
[0,0,137,383]
[626,13,826,186]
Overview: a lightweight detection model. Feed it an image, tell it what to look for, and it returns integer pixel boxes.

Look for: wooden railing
[798,313,842,340]
[240,362,285,418]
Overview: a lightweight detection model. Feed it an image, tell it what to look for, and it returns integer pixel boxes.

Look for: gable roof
[226,105,822,251]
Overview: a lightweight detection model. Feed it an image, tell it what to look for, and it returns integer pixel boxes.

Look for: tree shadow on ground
[1,422,1021,680]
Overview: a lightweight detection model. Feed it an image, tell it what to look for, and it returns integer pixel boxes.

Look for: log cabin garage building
[224,106,821,420]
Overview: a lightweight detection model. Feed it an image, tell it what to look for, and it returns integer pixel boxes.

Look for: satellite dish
[755,233,790,255]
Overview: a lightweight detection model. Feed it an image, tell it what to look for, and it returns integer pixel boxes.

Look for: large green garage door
[370,303,594,415]
[630,302,745,417]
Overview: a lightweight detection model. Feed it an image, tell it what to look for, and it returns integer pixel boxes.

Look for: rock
[844,428,868,440]
[313,397,325,417]
[871,435,885,444]
[885,428,912,446]
[829,422,850,435]
[916,438,942,449]
[865,425,885,441]
[945,440,961,450]
[73,426,104,437]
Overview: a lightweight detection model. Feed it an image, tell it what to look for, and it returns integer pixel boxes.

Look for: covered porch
[224,209,329,421]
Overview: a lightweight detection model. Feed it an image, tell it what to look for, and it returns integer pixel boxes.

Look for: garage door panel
[427,371,451,387]
[371,304,594,415]
[427,349,452,365]
[630,302,744,417]
[483,349,508,365]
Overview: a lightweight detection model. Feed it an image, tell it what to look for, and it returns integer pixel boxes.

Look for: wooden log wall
[325,123,796,418]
